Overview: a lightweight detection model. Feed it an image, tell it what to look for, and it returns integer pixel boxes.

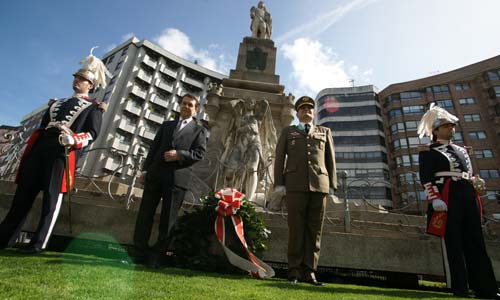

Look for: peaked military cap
[295,96,315,111]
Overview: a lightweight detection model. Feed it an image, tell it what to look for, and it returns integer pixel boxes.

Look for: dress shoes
[304,279,325,286]
[18,246,44,254]
[288,277,299,285]
[475,292,500,299]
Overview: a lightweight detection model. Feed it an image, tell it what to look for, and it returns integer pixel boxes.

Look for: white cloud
[282,38,372,95]
[275,0,377,44]
[121,32,135,42]
[153,28,229,73]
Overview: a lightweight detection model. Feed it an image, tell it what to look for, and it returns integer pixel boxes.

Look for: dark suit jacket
[142,118,207,189]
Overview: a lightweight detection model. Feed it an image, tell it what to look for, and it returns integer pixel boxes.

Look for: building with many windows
[379,55,500,211]
[80,37,226,179]
[315,85,392,207]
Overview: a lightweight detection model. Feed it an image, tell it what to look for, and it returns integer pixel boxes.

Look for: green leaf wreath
[171,192,270,273]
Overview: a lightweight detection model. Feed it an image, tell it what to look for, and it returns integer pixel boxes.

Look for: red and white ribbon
[214,188,275,278]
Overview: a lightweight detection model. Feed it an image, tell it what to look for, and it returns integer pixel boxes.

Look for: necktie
[304,124,310,134]
[176,120,186,132]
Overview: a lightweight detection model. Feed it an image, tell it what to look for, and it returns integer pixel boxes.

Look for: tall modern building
[80,37,227,179]
[315,85,392,207]
[379,55,500,210]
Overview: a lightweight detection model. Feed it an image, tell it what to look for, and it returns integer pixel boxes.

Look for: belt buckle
[461,172,470,180]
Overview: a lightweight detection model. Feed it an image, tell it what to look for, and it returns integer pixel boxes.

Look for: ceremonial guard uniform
[418,104,499,299]
[0,51,109,252]
[274,96,337,286]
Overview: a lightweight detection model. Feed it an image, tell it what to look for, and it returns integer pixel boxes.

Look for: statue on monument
[220,97,277,201]
[250,1,272,39]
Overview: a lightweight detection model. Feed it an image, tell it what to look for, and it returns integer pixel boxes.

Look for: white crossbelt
[434,171,471,180]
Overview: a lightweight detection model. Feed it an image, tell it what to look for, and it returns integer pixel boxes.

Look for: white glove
[59,134,75,147]
[274,185,286,196]
[432,199,447,211]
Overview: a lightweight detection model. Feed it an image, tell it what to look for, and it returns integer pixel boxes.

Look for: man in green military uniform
[274,96,337,286]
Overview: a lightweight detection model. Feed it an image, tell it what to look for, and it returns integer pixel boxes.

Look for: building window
[109,75,118,86]
[486,190,499,200]
[454,132,463,143]
[115,61,124,72]
[427,85,449,94]
[396,155,411,167]
[107,55,115,65]
[390,123,405,134]
[455,82,470,91]
[464,114,481,122]
[393,138,408,150]
[103,91,112,102]
[405,121,419,131]
[402,105,424,115]
[494,86,500,97]
[486,69,500,81]
[475,149,493,159]
[121,47,129,56]
[436,99,454,109]
[400,91,422,100]
[479,169,500,179]
[388,108,402,119]
[459,97,476,105]
[468,131,487,140]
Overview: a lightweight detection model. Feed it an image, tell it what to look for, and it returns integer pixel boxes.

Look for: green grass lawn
[0,248,468,300]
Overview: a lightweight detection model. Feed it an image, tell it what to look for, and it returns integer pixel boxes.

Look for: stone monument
[194,1,295,203]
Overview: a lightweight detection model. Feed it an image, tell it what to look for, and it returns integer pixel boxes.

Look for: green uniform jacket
[274,125,337,193]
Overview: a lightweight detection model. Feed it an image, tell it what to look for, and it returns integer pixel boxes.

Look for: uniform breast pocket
[287,137,302,149]
[313,135,327,149]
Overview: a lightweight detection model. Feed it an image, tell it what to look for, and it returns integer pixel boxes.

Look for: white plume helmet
[74,46,111,89]
[417,103,459,138]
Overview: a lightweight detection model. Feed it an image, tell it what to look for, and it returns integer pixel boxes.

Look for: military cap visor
[295,96,315,111]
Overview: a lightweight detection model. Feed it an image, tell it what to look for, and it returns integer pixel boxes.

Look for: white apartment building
[80,37,226,179]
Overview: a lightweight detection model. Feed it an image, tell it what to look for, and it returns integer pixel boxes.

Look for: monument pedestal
[193,37,294,201]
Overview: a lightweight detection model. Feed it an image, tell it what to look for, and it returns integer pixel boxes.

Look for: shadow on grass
[262,281,452,299]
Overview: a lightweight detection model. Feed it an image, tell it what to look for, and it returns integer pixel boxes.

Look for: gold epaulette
[418,144,430,152]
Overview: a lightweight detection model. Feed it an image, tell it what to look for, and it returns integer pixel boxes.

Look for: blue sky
[1,0,500,125]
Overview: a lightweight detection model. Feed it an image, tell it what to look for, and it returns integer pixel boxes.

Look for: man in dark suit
[274,96,337,286]
[133,93,207,268]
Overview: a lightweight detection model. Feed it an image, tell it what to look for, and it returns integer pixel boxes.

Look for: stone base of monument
[1,180,499,283]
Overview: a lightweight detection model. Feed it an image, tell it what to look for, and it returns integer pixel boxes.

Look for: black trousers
[133,177,186,256]
[444,180,498,296]
[0,131,65,250]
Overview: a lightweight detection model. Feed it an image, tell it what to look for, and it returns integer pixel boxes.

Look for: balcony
[139,127,156,141]
[184,77,205,89]
[137,69,153,84]
[118,119,137,134]
[160,65,177,78]
[150,94,169,109]
[124,101,142,116]
[142,55,158,69]
[156,80,174,93]
[131,85,148,100]
[111,139,131,153]
[145,110,164,124]
[103,158,121,172]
